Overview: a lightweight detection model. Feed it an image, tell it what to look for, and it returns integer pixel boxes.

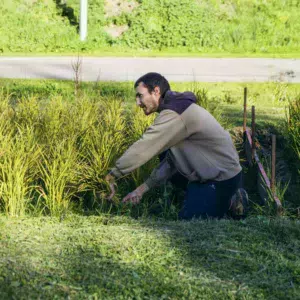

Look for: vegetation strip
[1,0,299,56]
[0,79,298,218]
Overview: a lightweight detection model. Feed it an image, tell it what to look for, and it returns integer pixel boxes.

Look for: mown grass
[1,0,299,57]
[0,215,299,299]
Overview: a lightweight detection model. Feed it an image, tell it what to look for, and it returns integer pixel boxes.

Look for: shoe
[229,188,249,218]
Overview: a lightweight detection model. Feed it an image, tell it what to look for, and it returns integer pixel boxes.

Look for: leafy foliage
[0,0,299,54]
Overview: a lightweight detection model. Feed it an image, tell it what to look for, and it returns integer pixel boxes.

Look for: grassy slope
[0,215,299,299]
[0,0,299,57]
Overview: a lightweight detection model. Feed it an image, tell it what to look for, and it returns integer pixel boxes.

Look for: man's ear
[154,86,161,95]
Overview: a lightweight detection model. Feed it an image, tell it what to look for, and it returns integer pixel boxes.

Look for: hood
[158,90,197,114]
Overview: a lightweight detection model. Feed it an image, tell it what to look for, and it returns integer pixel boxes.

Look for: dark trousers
[159,151,242,220]
[178,172,242,220]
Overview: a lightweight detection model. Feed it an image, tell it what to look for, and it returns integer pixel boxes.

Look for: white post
[80,0,88,41]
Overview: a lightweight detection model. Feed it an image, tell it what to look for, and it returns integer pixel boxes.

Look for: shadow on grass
[54,0,79,31]
[1,217,299,299]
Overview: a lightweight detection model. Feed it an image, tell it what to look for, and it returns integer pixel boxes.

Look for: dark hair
[134,72,170,98]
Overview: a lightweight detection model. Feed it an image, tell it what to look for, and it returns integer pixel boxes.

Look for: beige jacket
[111,96,241,189]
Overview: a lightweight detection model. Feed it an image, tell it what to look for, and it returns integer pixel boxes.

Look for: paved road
[0,57,299,82]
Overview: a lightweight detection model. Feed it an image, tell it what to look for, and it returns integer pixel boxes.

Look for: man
[105,72,246,219]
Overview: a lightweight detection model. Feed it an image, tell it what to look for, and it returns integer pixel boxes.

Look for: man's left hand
[122,183,149,205]
[122,190,142,205]
[105,173,117,200]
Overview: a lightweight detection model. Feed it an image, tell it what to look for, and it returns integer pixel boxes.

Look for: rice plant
[5,81,295,218]
[0,92,41,216]
[0,86,233,217]
[12,95,41,131]
[0,126,40,217]
[78,98,128,204]
[38,138,84,216]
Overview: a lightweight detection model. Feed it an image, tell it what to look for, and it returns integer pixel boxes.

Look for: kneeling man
[105,73,244,219]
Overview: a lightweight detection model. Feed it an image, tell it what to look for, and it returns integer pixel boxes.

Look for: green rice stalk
[13,95,41,132]
[38,138,84,216]
[38,96,73,146]
[127,105,155,142]
[0,126,40,217]
[76,98,127,201]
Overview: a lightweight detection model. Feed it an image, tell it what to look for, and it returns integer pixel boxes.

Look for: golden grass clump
[0,90,158,216]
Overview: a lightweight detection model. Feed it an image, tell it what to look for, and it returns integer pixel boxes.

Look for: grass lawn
[0,215,299,299]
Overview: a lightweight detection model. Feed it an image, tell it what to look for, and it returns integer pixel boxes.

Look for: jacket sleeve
[110,109,188,178]
[145,153,178,189]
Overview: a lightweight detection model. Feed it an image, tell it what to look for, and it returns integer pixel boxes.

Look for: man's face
[135,82,161,115]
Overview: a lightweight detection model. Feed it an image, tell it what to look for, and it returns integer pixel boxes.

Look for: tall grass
[79,98,128,196]
[0,93,41,216]
[0,132,39,217]
[0,89,158,216]
[287,97,300,174]
[0,83,298,218]
[38,138,83,216]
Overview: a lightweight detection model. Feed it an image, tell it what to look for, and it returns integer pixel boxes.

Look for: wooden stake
[251,105,256,160]
[243,87,247,132]
[271,134,276,194]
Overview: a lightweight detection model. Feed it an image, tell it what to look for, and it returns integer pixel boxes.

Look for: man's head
[134,73,170,115]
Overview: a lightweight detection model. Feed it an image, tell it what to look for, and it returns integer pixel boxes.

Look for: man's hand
[122,190,142,205]
[105,173,117,200]
[122,183,149,205]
